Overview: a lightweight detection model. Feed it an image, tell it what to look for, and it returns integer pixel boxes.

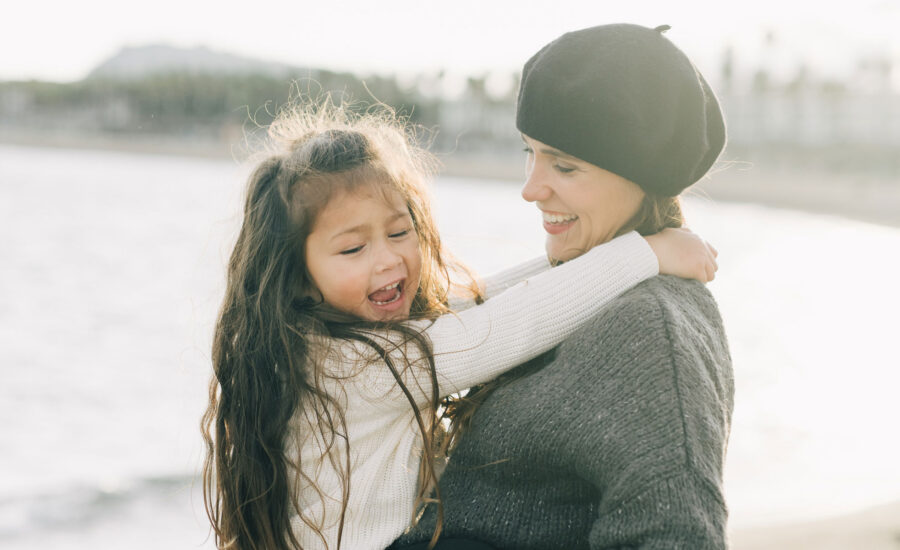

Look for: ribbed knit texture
[448,255,550,312]
[393,275,734,550]
[286,231,659,550]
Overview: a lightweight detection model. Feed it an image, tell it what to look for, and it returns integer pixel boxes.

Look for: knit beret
[516,23,726,197]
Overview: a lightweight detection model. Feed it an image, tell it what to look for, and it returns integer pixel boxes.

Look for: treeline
[0,70,446,145]
[3,59,899,176]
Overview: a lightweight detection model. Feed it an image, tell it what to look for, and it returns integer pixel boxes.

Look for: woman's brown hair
[620,192,685,237]
[201,95,479,549]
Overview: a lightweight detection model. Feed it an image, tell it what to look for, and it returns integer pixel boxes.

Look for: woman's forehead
[522,134,581,162]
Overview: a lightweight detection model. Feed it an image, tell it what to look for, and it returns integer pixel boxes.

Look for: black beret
[516,23,726,197]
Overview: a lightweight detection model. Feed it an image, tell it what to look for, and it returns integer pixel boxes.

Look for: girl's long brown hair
[201,96,480,550]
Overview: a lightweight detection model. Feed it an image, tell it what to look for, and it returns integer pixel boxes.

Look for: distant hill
[87,44,307,80]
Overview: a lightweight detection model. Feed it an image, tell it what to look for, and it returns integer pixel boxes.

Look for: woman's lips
[542,211,578,235]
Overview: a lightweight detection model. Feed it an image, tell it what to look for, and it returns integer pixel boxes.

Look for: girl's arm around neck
[331,231,658,410]
[448,255,552,312]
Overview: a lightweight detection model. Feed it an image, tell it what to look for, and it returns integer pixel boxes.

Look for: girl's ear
[293,281,324,313]
[295,269,323,306]
[294,262,325,308]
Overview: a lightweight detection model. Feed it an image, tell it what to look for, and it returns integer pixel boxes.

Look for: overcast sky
[4,0,898,86]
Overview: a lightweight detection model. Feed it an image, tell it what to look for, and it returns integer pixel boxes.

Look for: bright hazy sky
[4,0,898,86]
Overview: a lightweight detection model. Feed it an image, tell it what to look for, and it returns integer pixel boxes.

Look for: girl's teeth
[370,282,402,305]
[372,292,400,305]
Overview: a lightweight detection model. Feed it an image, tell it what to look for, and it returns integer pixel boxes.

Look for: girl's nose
[375,245,403,273]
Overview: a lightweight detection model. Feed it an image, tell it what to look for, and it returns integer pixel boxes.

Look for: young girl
[201,98,717,550]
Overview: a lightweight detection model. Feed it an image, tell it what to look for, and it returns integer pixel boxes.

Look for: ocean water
[1,144,898,548]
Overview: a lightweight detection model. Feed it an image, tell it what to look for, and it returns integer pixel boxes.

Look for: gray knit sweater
[393,275,734,550]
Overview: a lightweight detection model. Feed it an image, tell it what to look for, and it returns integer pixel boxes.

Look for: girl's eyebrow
[331,223,368,241]
[385,211,409,223]
[329,211,408,241]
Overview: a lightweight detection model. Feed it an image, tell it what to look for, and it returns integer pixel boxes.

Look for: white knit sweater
[286,231,659,550]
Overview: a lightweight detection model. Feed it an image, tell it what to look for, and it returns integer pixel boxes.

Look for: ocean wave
[0,473,200,540]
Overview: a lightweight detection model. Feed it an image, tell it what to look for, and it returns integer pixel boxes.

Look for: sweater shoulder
[558,275,733,489]
[605,274,721,324]
[557,274,733,451]
[564,274,725,359]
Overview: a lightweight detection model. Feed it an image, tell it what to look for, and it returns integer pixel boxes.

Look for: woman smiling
[393,23,733,550]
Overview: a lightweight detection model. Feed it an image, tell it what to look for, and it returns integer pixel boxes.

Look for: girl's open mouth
[368,280,403,306]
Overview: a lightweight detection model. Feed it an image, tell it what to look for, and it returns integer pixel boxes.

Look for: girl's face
[520,134,645,262]
[304,186,422,322]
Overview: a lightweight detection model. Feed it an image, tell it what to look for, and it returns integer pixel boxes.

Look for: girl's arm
[450,227,717,311]
[332,231,658,409]
[448,255,551,312]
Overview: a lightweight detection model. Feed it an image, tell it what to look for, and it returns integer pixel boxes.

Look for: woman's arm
[567,277,733,550]
[332,231,658,408]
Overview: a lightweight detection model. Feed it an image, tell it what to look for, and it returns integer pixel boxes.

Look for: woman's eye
[554,164,576,174]
[339,245,364,255]
[389,229,411,239]
[522,146,533,155]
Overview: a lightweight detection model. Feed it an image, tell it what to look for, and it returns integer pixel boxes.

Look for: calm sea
[2,144,898,549]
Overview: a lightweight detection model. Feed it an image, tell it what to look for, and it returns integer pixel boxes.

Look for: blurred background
[1,1,898,549]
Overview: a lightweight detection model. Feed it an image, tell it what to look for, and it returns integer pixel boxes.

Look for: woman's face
[521,135,645,262]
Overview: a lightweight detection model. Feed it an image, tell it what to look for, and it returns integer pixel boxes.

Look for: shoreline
[729,499,900,550]
[3,134,897,230]
[440,151,900,230]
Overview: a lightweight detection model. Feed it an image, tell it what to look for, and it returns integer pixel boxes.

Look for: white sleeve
[331,231,659,409]
[447,255,552,312]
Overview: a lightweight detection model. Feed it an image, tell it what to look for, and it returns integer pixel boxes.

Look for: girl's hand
[644,228,718,283]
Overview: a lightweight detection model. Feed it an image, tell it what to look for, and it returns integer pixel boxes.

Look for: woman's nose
[521,170,551,203]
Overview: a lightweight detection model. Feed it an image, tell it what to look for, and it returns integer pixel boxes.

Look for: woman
[393,23,733,549]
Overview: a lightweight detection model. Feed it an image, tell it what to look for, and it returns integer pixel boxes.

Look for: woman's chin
[545,239,584,263]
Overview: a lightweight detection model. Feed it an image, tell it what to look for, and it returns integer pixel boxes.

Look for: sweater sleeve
[448,255,552,312]
[329,231,659,409]
[588,471,728,550]
[569,279,732,550]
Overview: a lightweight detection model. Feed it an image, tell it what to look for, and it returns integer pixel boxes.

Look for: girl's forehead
[330,181,406,210]
[311,183,409,233]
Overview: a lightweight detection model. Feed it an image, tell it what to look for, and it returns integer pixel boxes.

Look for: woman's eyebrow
[521,135,580,162]
[539,147,579,162]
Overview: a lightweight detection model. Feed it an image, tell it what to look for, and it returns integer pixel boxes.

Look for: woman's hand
[644,228,718,283]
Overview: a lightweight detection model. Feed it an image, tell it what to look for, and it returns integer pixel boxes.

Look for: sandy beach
[730,500,900,550]
[692,156,900,230]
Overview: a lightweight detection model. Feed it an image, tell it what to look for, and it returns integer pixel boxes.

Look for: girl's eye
[339,245,364,255]
[389,229,411,239]
[522,146,533,155]
[554,163,576,174]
